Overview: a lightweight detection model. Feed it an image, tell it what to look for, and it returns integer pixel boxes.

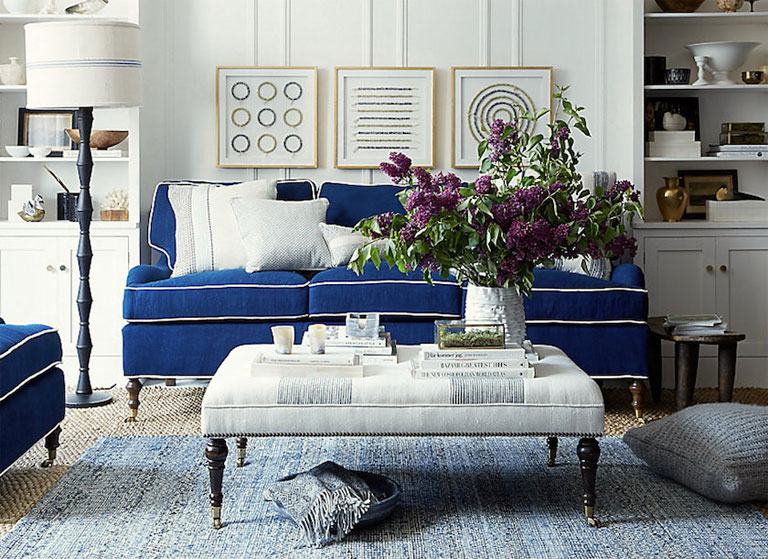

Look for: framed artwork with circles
[451,67,552,168]
[216,66,317,168]
[335,67,435,169]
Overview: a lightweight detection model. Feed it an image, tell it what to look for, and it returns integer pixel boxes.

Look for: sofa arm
[610,263,645,289]
[126,265,171,286]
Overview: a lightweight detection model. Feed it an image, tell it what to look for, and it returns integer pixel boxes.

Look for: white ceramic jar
[0,58,25,86]
[3,0,47,13]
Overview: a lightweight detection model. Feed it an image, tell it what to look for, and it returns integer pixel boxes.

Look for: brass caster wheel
[124,417,136,423]
[39,459,54,468]
[125,409,138,423]
[547,457,556,467]
[212,506,222,529]
[212,518,222,530]
[236,458,244,468]
[587,516,601,528]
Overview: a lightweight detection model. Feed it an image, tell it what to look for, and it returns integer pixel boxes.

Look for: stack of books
[301,325,398,366]
[664,314,727,336]
[707,123,768,158]
[412,344,535,379]
[251,349,364,377]
[646,131,701,158]
[707,144,768,158]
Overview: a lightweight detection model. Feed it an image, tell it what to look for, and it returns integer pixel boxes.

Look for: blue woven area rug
[1,436,767,558]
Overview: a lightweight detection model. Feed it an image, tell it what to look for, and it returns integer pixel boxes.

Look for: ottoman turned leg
[629,380,645,421]
[236,437,247,467]
[206,438,228,529]
[125,378,142,422]
[40,426,61,468]
[546,436,558,467]
[577,437,601,528]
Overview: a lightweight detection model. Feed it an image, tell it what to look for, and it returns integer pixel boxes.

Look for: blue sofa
[122,180,649,419]
[0,320,64,475]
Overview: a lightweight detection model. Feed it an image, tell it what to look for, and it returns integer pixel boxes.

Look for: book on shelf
[300,336,397,358]
[708,144,768,152]
[251,362,364,378]
[419,343,526,361]
[664,314,727,335]
[722,122,764,134]
[418,358,529,371]
[324,325,389,348]
[665,314,722,327]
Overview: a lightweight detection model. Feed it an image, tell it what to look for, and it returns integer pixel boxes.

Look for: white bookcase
[0,1,140,385]
[635,0,768,388]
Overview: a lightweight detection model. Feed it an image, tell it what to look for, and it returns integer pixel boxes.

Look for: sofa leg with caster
[629,380,645,421]
[40,426,61,468]
[125,378,142,422]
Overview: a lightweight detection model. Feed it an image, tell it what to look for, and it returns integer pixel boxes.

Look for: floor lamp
[25,21,142,408]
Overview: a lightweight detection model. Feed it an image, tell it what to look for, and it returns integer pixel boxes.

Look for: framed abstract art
[451,67,553,168]
[335,67,435,169]
[216,66,317,168]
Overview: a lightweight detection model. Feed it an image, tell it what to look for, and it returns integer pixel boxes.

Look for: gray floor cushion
[624,403,768,503]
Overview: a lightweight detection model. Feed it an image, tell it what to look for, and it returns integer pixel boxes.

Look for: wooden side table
[647,317,745,411]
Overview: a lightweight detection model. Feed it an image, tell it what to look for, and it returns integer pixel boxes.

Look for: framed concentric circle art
[335,67,435,169]
[452,67,552,168]
[216,66,317,168]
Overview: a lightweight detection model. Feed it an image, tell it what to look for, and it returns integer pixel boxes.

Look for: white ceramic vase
[0,57,25,86]
[2,0,47,14]
[464,284,526,347]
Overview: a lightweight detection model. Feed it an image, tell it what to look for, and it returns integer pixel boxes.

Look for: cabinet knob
[46,265,54,272]
[59,265,67,272]
[706,265,714,272]
[720,265,728,272]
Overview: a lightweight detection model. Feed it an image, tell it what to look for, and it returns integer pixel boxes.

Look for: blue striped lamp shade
[24,20,141,109]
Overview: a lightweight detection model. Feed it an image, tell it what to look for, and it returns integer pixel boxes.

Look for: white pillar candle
[307,324,327,354]
[271,325,294,354]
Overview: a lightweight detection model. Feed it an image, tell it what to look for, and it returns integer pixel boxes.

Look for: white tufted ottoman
[201,344,605,528]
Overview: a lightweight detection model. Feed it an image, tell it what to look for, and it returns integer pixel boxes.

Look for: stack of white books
[707,144,768,158]
[412,344,535,379]
[664,314,727,336]
[251,348,364,377]
[300,325,398,366]
[646,131,701,158]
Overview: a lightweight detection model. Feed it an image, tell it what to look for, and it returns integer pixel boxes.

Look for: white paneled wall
[139,0,636,257]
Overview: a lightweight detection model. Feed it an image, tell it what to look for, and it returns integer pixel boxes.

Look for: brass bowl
[65,129,128,150]
[742,70,764,85]
[654,0,705,12]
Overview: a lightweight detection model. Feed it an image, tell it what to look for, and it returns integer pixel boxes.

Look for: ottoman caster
[585,506,601,528]
[124,409,138,423]
[236,437,247,468]
[212,506,222,530]
[577,437,601,528]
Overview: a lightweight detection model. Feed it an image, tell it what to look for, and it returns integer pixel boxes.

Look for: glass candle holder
[307,324,327,354]
[271,325,294,354]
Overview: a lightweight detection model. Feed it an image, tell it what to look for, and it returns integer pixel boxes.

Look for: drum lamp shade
[24,20,141,109]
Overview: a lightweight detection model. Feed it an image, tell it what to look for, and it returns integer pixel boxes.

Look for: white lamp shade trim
[25,21,142,109]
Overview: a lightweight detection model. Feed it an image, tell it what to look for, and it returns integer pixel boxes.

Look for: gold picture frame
[451,66,554,169]
[216,66,317,168]
[334,67,435,169]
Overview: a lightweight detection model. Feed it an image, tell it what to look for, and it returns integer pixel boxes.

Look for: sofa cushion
[624,403,768,503]
[525,268,647,322]
[0,324,62,400]
[123,267,309,322]
[309,263,462,320]
[319,182,405,227]
[149,179,316,272]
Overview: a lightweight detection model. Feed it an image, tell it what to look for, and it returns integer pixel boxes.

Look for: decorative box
[100,209,128,221]
[345,312,380,338]
[435,320,505,350]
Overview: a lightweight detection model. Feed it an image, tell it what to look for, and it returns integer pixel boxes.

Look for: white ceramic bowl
[686,41,760,85]
[29,146,52,158]
[5,145,29,158]
[2,0,46,14]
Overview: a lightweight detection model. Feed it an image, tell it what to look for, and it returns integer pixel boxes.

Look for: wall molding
[362,0,374,183]
[479,0,490,66]
[511,0,523,65]
[396,0,408,67]
[594,0,607,171]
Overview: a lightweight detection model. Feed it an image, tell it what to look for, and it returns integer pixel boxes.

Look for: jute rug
[1,435,767,558]
[1,386,767,539]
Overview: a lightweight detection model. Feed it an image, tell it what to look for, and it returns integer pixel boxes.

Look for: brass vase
[656,177,689,222]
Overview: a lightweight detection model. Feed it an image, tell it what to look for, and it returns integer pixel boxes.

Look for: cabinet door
[61,236,129,357]
[0,237,61,332]
[644,237,717,318]
[716,237,768,357]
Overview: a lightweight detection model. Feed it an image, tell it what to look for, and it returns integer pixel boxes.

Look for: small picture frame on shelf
[679,169,738,219]
[17,108,77,153]
[645,97,700,140]
[216,66,317,168]
[452,66,553,168]
[335,67,435,169]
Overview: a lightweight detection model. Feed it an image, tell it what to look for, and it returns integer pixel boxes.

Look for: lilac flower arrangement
[351,87,643,297]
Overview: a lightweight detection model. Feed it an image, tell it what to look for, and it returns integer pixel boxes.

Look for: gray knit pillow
[624,403,768,503]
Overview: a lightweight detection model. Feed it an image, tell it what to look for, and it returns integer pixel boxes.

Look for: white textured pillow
[169,180,276,277]
[318,223,385,267]
[232,198,332,272]
[553,255,612,281]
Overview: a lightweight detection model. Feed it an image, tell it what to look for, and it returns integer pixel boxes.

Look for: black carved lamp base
[66,391,113,409]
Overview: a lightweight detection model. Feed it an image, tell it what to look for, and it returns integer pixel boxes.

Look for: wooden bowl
[654,0,705,11]
[65,129,128,150]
